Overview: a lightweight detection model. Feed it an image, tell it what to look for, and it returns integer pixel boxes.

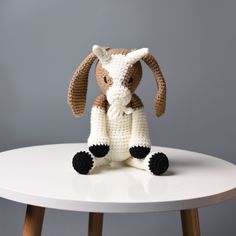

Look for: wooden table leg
[88,212,104,236]
[22,205,45,236]
[180,208,201,236]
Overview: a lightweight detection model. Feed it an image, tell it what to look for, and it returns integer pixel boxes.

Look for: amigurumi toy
[68,45,169,175]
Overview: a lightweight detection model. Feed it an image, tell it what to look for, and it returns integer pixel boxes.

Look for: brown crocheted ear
[142,54,166,117]
[67,52,97,117]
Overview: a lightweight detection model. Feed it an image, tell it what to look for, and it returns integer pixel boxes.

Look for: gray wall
[0,0,236,235]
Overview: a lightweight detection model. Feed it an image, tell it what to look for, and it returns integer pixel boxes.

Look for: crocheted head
[68,45,166,119]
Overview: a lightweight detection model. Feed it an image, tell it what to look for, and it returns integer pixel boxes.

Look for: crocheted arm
[88,94,110,157]
[129,94,151,159]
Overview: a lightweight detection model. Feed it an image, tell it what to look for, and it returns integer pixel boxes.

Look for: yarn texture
[68,45,169,175]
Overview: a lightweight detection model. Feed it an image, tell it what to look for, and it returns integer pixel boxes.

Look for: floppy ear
[142,54,166,117]
[67,52,97,117]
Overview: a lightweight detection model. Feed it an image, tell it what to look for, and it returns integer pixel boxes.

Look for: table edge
[0,186,236,213]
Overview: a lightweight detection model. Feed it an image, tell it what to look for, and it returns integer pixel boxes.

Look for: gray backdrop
[0,0,235,235]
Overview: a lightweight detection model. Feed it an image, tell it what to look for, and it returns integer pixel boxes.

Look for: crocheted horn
[142,54,166,117]
[67,52,97,117]
[125,48,149,65]
[92,45,111,65]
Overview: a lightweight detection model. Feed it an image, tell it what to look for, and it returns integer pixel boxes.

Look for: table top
[0,143,235,213]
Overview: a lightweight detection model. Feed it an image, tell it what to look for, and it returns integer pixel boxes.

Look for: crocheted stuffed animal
[68,45,169,175]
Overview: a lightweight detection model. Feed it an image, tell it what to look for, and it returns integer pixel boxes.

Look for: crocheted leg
[95,157,110,167]
[72,151,109,175]
[126,152,169,175]
[125,157,146,170]
[72,151,95,175]
[144,152,169,175]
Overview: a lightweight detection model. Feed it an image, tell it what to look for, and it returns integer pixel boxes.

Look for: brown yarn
[142,54,166,117]
[130,94,143,109]
[93,93,107,111]
[67,52,97,117]
[107,48,131,55]
[123,62,142,93]
[95,63,113,94]
[96,48,142,94]
[68,47,166,118]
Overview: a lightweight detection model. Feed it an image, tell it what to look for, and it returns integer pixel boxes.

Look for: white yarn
[88,107,109,147]
[129,108,151,148]
[106,84,132,107]
[87,47,154,173]
[125,157,145,170]
[125,48,149,65]
[105,113,132,162]
[126,153,157,174]
[88,106,150,163]
[102,54,130,81]
[107,104,133,119]
[92,45,111,64]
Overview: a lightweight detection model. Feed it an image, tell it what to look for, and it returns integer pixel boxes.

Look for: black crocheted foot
[129,146,151,159]
[72,151,94,175]
[89,144,109,158]
[148,152,169,175]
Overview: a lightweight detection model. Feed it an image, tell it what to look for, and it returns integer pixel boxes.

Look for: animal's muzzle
[106,85,132,106]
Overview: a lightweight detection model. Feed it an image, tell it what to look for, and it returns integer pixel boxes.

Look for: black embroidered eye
[104,76,107,83]
[128,77,133,84]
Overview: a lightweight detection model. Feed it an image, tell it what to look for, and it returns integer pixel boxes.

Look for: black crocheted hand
[129,146,151,159]
[89,144,110,158]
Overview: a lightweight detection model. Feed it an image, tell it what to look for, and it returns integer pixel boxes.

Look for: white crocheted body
[88,106,151,162]
[105,113,132,162]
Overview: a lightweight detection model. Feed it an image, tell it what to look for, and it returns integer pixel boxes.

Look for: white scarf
[107,105,133,120]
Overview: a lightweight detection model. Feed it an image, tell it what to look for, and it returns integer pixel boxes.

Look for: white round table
[0,143,235,236]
